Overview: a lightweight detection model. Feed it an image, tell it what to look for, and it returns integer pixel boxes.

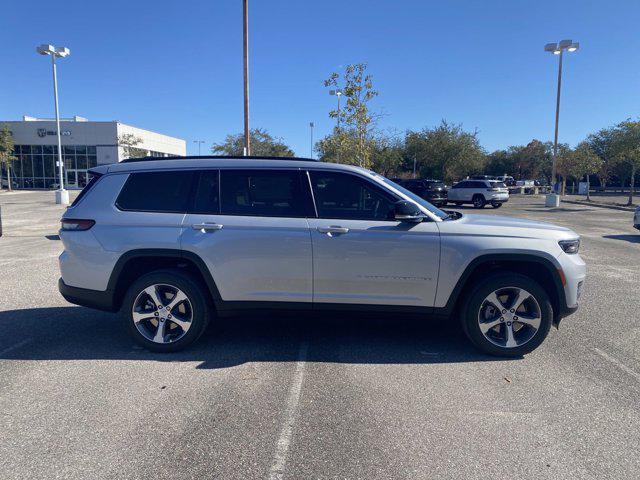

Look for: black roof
[121,155,320,164]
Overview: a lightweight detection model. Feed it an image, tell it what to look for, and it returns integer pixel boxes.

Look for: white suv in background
[58,156,585,357]
[447,179,510,208]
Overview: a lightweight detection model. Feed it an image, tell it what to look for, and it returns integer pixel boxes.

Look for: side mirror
[394,200,424,222]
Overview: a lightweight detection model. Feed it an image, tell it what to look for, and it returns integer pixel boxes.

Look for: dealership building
[1,116,186,189]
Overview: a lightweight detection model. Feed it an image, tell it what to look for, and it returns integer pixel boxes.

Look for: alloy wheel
[132,284,193,344]
[477,287,541,349]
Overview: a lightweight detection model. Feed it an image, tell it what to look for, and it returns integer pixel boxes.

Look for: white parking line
[269,341,309,480]
[0,339,32,356]
[594,347,640,382]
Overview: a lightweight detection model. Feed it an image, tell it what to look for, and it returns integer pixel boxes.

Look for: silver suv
[58,157,586,357]
[447,179,510,208]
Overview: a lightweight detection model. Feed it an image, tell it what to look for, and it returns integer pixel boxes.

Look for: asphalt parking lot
[1,190,639,480]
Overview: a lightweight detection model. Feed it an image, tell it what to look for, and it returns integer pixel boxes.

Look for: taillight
[61,219,95,231]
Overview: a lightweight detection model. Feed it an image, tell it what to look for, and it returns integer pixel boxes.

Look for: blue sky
[1,0,639,156]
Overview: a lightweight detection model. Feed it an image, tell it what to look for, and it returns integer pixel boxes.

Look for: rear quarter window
[116,170,195,213]
[70,172,102,207]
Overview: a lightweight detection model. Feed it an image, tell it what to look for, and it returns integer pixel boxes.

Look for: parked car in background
[516,180,536,187]
[58,156,585,357]
[392,178,447,207]
[495,175,516,187]
[634,205,640,230]
[447,179,509,208]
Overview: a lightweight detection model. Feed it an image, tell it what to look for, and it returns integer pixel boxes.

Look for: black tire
[461,273,553,357]
[472,195,486,209]
[122,269,211,352]
[455,202,463,206]
[491,201,502,208]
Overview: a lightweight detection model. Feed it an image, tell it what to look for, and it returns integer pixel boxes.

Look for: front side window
[116,170,194,212]
[220,170,306,217]
[309,171,396,221]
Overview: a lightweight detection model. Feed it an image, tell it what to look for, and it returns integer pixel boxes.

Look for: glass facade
[1,145,98,189]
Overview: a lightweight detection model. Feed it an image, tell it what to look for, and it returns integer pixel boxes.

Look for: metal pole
[52,54,65,193]
[336,93,341,163]
[242,0,251,156]
[309,122,314,158]
[551,50,563,188]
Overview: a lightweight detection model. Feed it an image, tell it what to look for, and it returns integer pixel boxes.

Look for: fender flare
[439,253,567,316]
[107,248,223,307]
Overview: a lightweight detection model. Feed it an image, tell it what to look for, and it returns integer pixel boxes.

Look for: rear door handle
[317,226,349,235]
[192,223,224,232]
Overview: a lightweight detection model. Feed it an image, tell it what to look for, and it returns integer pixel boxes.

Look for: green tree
[0,125,17,191]
[569,142,603,201]
[610,120,640,205]
[553,143,574,195]
[212,128,294,157]
[118,133,147,159]
[324,63,378,168]
[370,133,403,177]
[587,127,616,189]
[404,120,486,182]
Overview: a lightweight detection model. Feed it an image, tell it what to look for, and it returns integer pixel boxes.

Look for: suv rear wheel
[122,269,211,352]
[461,273,552,357]
[472,195,486,209]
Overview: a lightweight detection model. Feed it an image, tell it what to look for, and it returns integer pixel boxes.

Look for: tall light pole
[329,89,343,162]
[309,122,314,159]
[37,44,70,205]
[193,140,205,156]
[544,39,579,207]
[242,0,251,156]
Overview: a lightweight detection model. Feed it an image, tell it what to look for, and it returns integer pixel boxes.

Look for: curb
[562,199,636,212]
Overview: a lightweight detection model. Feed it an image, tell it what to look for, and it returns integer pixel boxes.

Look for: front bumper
[58,278,117,312]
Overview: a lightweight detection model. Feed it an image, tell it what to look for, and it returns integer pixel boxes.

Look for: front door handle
[192,223,224,232]
[317,226,349,235]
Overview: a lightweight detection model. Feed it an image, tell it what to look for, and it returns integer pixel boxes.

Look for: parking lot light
[544,39,579,208]
[37,43,71,205]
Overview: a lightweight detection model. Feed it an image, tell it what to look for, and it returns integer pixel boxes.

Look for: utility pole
[242,0,251,156]
[329,90,342,162]
[309,122,314,159]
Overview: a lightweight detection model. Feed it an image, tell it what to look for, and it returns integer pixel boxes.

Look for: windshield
[380,177,449,220]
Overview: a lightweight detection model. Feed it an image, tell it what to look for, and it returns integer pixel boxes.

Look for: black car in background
[392,178,448,207]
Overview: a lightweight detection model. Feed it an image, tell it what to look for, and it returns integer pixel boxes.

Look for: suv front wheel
[461,273,552,357]
[122,269,211,352]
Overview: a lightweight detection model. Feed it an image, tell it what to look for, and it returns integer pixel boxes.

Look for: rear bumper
[58,278,117,312]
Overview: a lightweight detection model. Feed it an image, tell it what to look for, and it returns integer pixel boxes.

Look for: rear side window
[220,170,307,217]
[116,171,194,212]
[192,170,220,214]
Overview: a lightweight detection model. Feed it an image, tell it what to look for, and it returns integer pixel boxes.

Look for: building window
[6,145,100,190]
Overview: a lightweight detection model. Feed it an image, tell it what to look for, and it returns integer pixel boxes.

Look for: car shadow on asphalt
[603,234,640,244]
[0,306,517,368]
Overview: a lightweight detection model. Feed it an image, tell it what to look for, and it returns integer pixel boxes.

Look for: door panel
[180,169,313,303]
[307,170,440,307]
[308,218,440,306]
[181,215,313,302]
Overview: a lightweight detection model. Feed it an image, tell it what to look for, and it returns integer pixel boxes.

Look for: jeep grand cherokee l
[58,156,586,357]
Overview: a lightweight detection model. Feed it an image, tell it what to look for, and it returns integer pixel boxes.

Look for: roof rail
[120,155,320,163]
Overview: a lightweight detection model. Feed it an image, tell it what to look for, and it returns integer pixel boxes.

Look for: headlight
[559,239,580,254]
